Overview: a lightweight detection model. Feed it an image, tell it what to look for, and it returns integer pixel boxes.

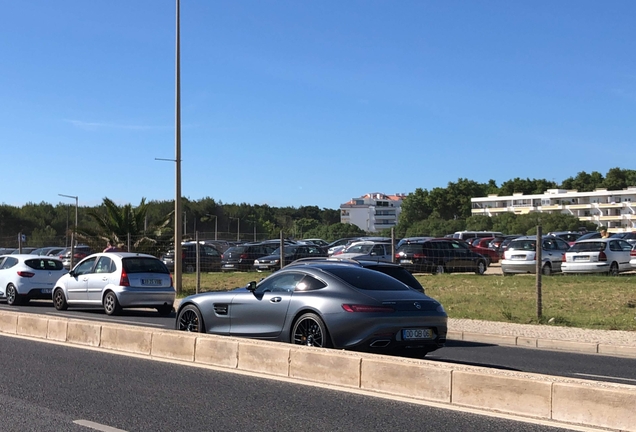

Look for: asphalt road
[3,301,636,386]
[0,336,575,432]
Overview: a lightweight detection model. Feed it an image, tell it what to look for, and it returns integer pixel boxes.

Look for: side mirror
[246,281,257,291]
[68,270,75,277]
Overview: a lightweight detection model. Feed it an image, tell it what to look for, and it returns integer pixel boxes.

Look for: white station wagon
[53,252,175,315]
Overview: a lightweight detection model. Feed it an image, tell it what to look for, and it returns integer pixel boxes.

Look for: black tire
[475,260,487,275]
[156,304,173,316]
[176,304,205,332]
[53,288,68,311]
[6,284,22,306]
[608,262,619,276]
[185,264,195,273]
[542,263,552,276]
[434,264,445,275]
[292,313,331,348]
[103,291,122,316]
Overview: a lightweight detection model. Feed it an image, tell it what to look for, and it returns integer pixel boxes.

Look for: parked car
[451,230,503,241]
[576,231,602,241]
[0,255,68,305]
[548,231,582,246]
[610,232,636,246]
[175,262,447,356]
[221,242,279,272]
[469,237,499,264]
[395,239,488,275]
[31,246,66,256]
[10,247,38,254]
[301,238,329,248]
[501,235,570,276]
[53,252,175,315]
[253,244,327,271]
[288,257,425,293]
[326,237,363,256]
[335,241,393,262]
[631,245,636,269]
[561,238,633,276]
[59,245,93,269]
[162,241,222,273]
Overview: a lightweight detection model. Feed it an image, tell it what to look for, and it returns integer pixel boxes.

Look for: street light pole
[58,194,78,269]
[230,217,240,242]
[174,0,183,295]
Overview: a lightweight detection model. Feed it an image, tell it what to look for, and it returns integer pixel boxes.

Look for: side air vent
[214,304,228,315]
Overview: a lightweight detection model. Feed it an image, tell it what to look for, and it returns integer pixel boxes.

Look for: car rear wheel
[475,260,486,275]
[103,291,122,315]
[53,288,68,311]
[292,313,330,348]
[156,304,173,316]
[176,305,205,332]
[6,284,22,306]
[608,262,619,276]
[434,264,445,275]
[542,263,552,276]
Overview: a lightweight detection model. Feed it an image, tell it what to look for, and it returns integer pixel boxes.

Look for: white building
[471,187,636,232]
[340,193,405,232]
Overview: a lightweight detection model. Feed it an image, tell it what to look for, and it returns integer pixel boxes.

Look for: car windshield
[122,257,169,274]
[270,246,297,255]
[345,244,373,254]
[569,242,605,252]
[508,240,536,251]
[326,267,409,291]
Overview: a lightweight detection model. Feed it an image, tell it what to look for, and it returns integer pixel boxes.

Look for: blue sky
[2,1,634,210]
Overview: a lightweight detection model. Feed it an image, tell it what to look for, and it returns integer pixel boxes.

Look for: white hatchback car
[562,238,633,276]
[0,254,68,305]
[53,252,175,316]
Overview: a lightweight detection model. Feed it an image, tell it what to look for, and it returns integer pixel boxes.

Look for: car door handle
[270,297,282,303]
[102,277,108,281]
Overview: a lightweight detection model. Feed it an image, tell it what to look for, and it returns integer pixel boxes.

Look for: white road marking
[573,372,636,383]
[74,419,128,432]
[46,312,165,328]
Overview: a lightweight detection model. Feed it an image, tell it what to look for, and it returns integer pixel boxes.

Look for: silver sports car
[176,261,447,355]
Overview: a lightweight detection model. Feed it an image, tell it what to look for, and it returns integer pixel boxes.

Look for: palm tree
[78,197,172,254]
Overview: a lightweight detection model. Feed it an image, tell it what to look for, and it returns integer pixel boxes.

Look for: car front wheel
[176,305,205,332]
[292,313,330,348]
[434,264,445,275]
[475,260,486,275]
[53,288,68,311]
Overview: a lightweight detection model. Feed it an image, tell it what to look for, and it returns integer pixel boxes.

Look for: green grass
[179,272,636,331]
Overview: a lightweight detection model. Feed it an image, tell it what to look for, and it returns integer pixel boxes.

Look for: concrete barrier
[0,310,634,432]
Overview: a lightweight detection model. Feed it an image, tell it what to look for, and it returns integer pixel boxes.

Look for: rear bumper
[116,287,175,308]
[562,262,609,273]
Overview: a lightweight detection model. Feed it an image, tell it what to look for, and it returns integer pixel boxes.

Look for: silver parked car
[501,235,570,276]
[53,252,175,316]
[176,262,447,356]
[0,254,68,305]
[562,238,633,276]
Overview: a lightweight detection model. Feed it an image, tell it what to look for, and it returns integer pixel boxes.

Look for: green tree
[560,171,604,192]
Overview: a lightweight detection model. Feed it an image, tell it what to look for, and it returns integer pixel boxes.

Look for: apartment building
[471,187,636,232]
[340,193,405,232]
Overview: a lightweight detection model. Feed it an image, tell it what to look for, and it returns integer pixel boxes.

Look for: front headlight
[254,260,260,264]
[273,259,280,264]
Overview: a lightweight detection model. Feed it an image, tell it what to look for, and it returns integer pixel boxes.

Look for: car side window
[543,239,556,251]
[203,245,220,257]
[74,257,97,276]
[1,257,18,269]
[95,257,115,274]
[555,239,570,251]
[295,275,327,291]
[620,240,633,251]
[256,272,305,293]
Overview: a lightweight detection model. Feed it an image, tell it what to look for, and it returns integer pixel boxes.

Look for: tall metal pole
[59,194,78,269]
[535,225,543,319]
[174,0,183,295]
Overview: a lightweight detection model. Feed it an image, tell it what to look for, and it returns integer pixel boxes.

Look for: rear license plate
[142,279,162,286]
[402,328,433,340]
[573,256,589,261]
[400,259,413,264]
[258,265,268,269]
[512,255,525,260]
[223,264,234,268]
[41,288,52,294]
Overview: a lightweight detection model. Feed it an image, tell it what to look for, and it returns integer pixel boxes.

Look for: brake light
[631,249,636,257]
[240,253,248,259]
[342,304,395,313]
[562,254,566,262]
[169,273,173,286]
[598,251,607,262]
[413,253,425,259]
[119,269,130,287]
[182,251,186,260]
[17,271,35,278]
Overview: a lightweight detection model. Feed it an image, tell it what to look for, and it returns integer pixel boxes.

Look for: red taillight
[240,253,248,259]
[119,269,130,287]
[631,249,636,257]
[17,271,35,278]
[169,273,173,286]
[413,253,425,259]
[342,304,395,313]
[562,254,566,262]
[395,253,400,259]
[182,251,186,260]
[598,251,607,262]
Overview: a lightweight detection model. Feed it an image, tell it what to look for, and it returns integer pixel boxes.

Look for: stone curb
[1,309,635,432]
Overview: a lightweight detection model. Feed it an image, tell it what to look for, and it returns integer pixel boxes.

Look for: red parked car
[468,237,499,264]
